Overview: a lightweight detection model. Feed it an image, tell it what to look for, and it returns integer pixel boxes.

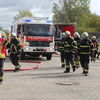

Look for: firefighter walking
[6,33,22,72]
[74,32,81,68]
[62,31,76,73]
[56,32,66,68]
[91,36,98,62]
[78,32,93,76]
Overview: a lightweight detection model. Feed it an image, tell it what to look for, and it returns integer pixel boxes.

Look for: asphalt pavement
[0,55,100,100]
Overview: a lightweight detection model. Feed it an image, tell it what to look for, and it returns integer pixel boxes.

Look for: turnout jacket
[6,37,21,55]
[56,37,77,53]
[78,38,93,55]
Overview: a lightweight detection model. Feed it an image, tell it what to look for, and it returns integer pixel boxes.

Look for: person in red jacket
[0,31,7,83]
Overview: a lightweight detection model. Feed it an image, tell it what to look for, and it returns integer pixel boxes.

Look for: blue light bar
[24,20,32,22]
[46,20,53,23]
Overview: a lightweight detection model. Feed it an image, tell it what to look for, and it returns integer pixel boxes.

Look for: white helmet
[62,32,65,36]
[82,32,89,39]
[74,32,80,38]
[12,32,16,37]
[65,31,71,37]
[92,36,96,39]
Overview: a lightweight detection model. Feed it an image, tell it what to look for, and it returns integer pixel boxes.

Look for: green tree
[53,0,90,23]
[53,0,91,32]
[87,14,100,32]
[14,10,33,21]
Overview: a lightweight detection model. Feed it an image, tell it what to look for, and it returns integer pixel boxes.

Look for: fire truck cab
[11,17,55,60]
[53,23,76,40]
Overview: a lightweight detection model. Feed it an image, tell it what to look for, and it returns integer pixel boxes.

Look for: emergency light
[24,20,32,22]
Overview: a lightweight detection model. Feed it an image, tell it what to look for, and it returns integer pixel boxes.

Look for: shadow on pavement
[16,70,83,79]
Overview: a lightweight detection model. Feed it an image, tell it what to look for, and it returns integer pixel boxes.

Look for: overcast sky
[0,0,99,30]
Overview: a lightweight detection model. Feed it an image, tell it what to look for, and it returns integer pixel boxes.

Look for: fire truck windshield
[24,24,53,36]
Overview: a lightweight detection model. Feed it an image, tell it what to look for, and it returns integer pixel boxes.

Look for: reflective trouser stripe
[66,65,70,68]
[61,62,65,64]
[83,68,88,72]
[15,66,20,68]
[0,76,3,79]
[75,61,80,65]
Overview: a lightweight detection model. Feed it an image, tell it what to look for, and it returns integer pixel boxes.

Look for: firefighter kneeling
[6,33,22,72]
[63,31,76,73]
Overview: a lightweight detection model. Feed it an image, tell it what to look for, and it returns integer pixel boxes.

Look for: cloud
[0,0,56,29]
[90,0,100,15]
[0,0,99,29]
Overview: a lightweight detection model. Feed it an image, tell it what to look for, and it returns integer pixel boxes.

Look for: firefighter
[0,32,6,83]
[6,33,22,72]
[56,32,65,68]
[63,31,76,73]
[74,32,81,68]
[91,36,98,62]
[79,32,93,76]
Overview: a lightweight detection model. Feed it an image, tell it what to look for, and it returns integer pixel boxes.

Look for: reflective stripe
[83,68,88,72]
[75,62,80,65]
[64,45,70,47]
[15,66,20,68]
[61,62,65,64]
[80,45,90,47]
[92,49,97,50]
[59,47,63,48]
[0,76,3,79]
[80,52,90,54]
[66,65,70,68]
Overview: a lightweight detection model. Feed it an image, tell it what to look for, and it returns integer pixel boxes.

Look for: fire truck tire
[46,54,52,60]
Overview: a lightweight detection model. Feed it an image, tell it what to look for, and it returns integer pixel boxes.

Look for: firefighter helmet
[74,32,80,38]
[92,36,96,39]
[65,31,71,37]
[82,32,89,39]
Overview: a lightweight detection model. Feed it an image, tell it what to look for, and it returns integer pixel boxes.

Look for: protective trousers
[60,52,65,67]
[74,54,80,68]
[10,54,20,68]
[0,58,4,81]
[64,53,75,72]
[80,54,89,73]
[91,50,97,61]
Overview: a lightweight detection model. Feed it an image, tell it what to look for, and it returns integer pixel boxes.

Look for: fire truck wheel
[46,54,52,60]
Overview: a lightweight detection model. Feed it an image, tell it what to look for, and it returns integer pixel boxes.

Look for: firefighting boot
[82,70,85,74]
[64,68,70,73]
[84,72,88,76]
[61,64,65,68]
[0,76,3,84]
[72,66,76,72]
[14,68,20,72]
[13,65,21,72]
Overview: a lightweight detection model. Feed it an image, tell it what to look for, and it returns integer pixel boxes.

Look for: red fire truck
[53,23,76,40]
[11,17,55,60]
